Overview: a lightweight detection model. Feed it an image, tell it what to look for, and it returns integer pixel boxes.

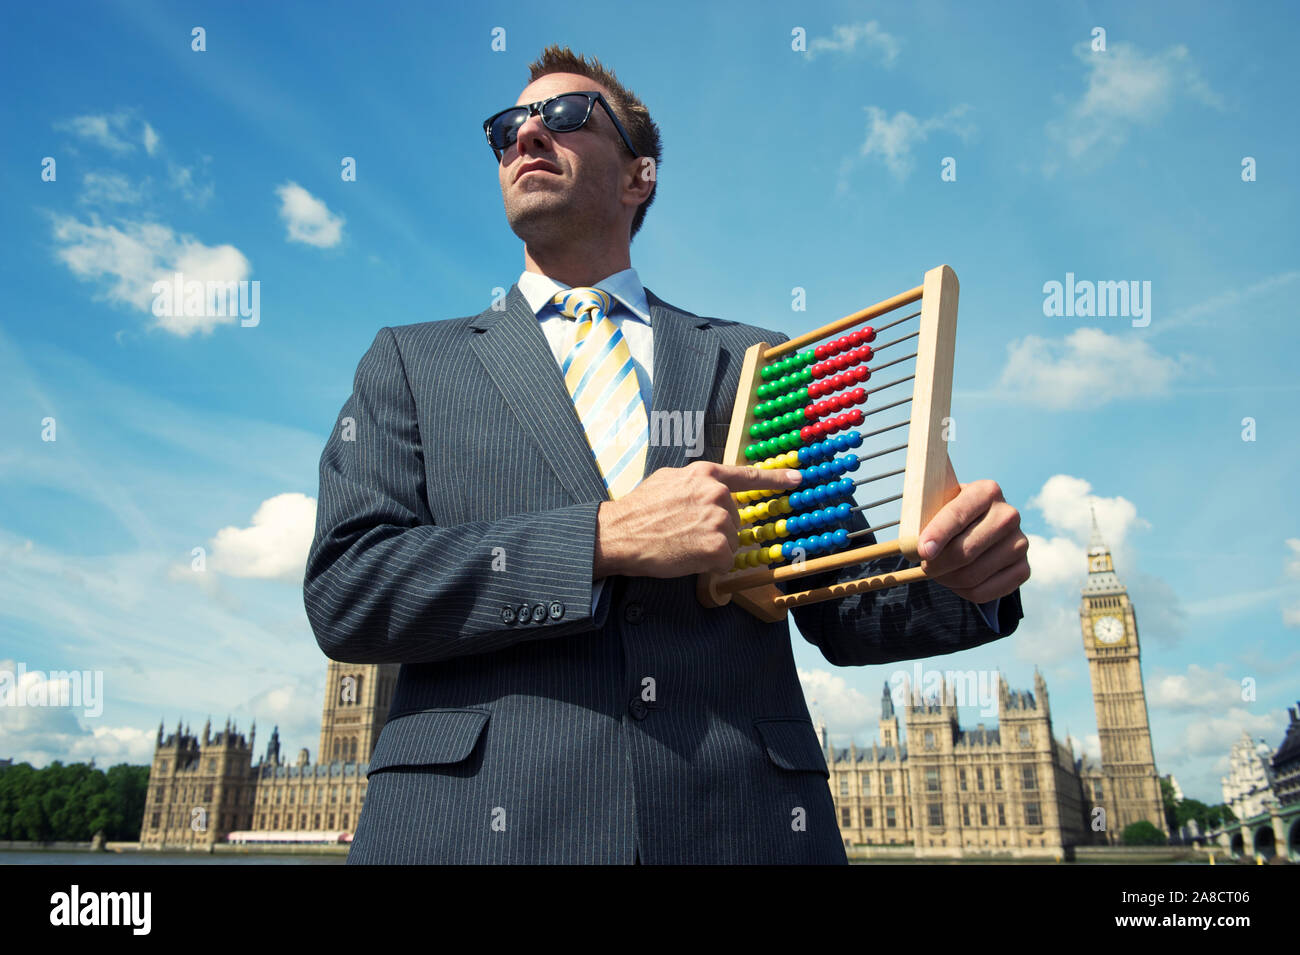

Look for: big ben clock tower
[1080,508,1167,842]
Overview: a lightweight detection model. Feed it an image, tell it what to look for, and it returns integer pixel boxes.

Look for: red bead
[814,344,828,360]
[849,408,864,425]
[862,326,875,342]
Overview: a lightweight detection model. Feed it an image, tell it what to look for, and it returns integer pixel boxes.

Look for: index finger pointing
[713,464,803,493]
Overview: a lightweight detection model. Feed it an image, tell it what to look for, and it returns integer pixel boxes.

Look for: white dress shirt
[517,267,653,613]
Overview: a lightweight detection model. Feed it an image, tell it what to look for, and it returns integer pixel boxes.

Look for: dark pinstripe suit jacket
[303,284,1022,864]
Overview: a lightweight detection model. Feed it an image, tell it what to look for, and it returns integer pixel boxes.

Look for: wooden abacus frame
[696,264,962,622]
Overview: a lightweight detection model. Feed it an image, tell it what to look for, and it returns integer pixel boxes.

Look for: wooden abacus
[696,265,962,622]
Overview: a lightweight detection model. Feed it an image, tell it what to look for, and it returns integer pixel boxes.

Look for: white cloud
[1082,733,1101,760]
[1148,664,1244,712]
[1152,271,1300,339]
[807,22,900,66]
[1179,707,1282,759]
[0,659,157,767]
[1007,598,1081,666]
[1027,475,1146,554]
[1284,539,1300,580]
[79,171,142,206]
[49,213,251,335]
[1021,533,1086,591]
[206,493,318,582]
[276,181,344,248]
[1004,475,1184,663]
[54,111,137,154]
[799,667,873,735]
[854,104,974,179]
[997,327,1192,409]
[52,111,212,205]
[167,158,214,205]
[1047,42,1223,167]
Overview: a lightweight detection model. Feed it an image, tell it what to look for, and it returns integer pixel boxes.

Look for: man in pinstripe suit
[303,46,1029,864]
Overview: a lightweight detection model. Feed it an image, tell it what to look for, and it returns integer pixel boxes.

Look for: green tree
[0,761,151,842]
[1121,820,1167,846]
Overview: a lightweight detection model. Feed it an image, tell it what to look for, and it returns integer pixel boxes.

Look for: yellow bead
[739,529,754,545]
[776,519,788,537]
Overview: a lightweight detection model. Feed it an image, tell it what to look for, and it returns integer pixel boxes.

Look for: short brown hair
[526,45,661,241]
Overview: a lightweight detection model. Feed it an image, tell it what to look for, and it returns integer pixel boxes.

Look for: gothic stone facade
[140,661,399,849]
[825,673,1089,857]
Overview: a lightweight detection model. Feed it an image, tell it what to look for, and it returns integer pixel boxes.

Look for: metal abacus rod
[696,265,962,622]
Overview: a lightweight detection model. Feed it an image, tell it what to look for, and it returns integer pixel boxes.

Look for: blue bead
[833,528,849,547]
[848,431,863,448]
[836,502,851,519]
[843,454,860,472]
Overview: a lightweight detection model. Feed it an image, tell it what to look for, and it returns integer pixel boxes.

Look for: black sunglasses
[483,90,639,162]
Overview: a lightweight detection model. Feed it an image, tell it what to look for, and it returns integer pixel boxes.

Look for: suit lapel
[468,286,609,505]
[643,288,720,476]
[467,284,722,505]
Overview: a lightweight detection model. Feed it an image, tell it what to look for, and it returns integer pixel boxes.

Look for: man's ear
[624,156,655,206]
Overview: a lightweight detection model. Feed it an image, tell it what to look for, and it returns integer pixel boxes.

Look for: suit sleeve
[762,331,1023,665]
[303,326,612,665]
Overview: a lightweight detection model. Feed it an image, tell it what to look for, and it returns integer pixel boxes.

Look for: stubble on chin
[505,190,577,245]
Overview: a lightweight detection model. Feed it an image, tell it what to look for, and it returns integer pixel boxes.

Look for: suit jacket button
[549,600,564,620]
[531,602,547,623]
[501,606,516,625]
[628,698,649,720]
[624,602,643,624]
[517,603,530,624]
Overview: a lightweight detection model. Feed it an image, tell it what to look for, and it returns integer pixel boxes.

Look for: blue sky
[1,0,1297,808]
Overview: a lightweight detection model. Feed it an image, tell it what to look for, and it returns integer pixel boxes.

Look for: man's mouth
[515,162,559,182]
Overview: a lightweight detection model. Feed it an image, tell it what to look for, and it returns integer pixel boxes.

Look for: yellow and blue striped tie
[552,287,649,500]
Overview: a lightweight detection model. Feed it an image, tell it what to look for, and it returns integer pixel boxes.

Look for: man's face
[496,72,633,242]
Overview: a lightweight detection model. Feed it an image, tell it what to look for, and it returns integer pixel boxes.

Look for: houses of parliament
[822,512,1167,855]
[141,513,1167,855]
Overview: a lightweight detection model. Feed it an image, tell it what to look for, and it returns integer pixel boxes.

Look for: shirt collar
[517,267,651,325]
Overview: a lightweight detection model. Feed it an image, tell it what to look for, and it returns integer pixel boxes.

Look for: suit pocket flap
[365,708,489,775]
[753,718,829,776]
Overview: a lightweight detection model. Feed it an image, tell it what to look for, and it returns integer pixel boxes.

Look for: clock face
[1094,616,1124,644]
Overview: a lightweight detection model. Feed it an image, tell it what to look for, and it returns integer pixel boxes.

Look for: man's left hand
[916,478,1030,604]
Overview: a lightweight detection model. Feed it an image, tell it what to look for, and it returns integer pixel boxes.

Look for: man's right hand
[593,461,803,579]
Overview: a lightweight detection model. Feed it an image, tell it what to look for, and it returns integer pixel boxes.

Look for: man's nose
[512,111,552,156]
